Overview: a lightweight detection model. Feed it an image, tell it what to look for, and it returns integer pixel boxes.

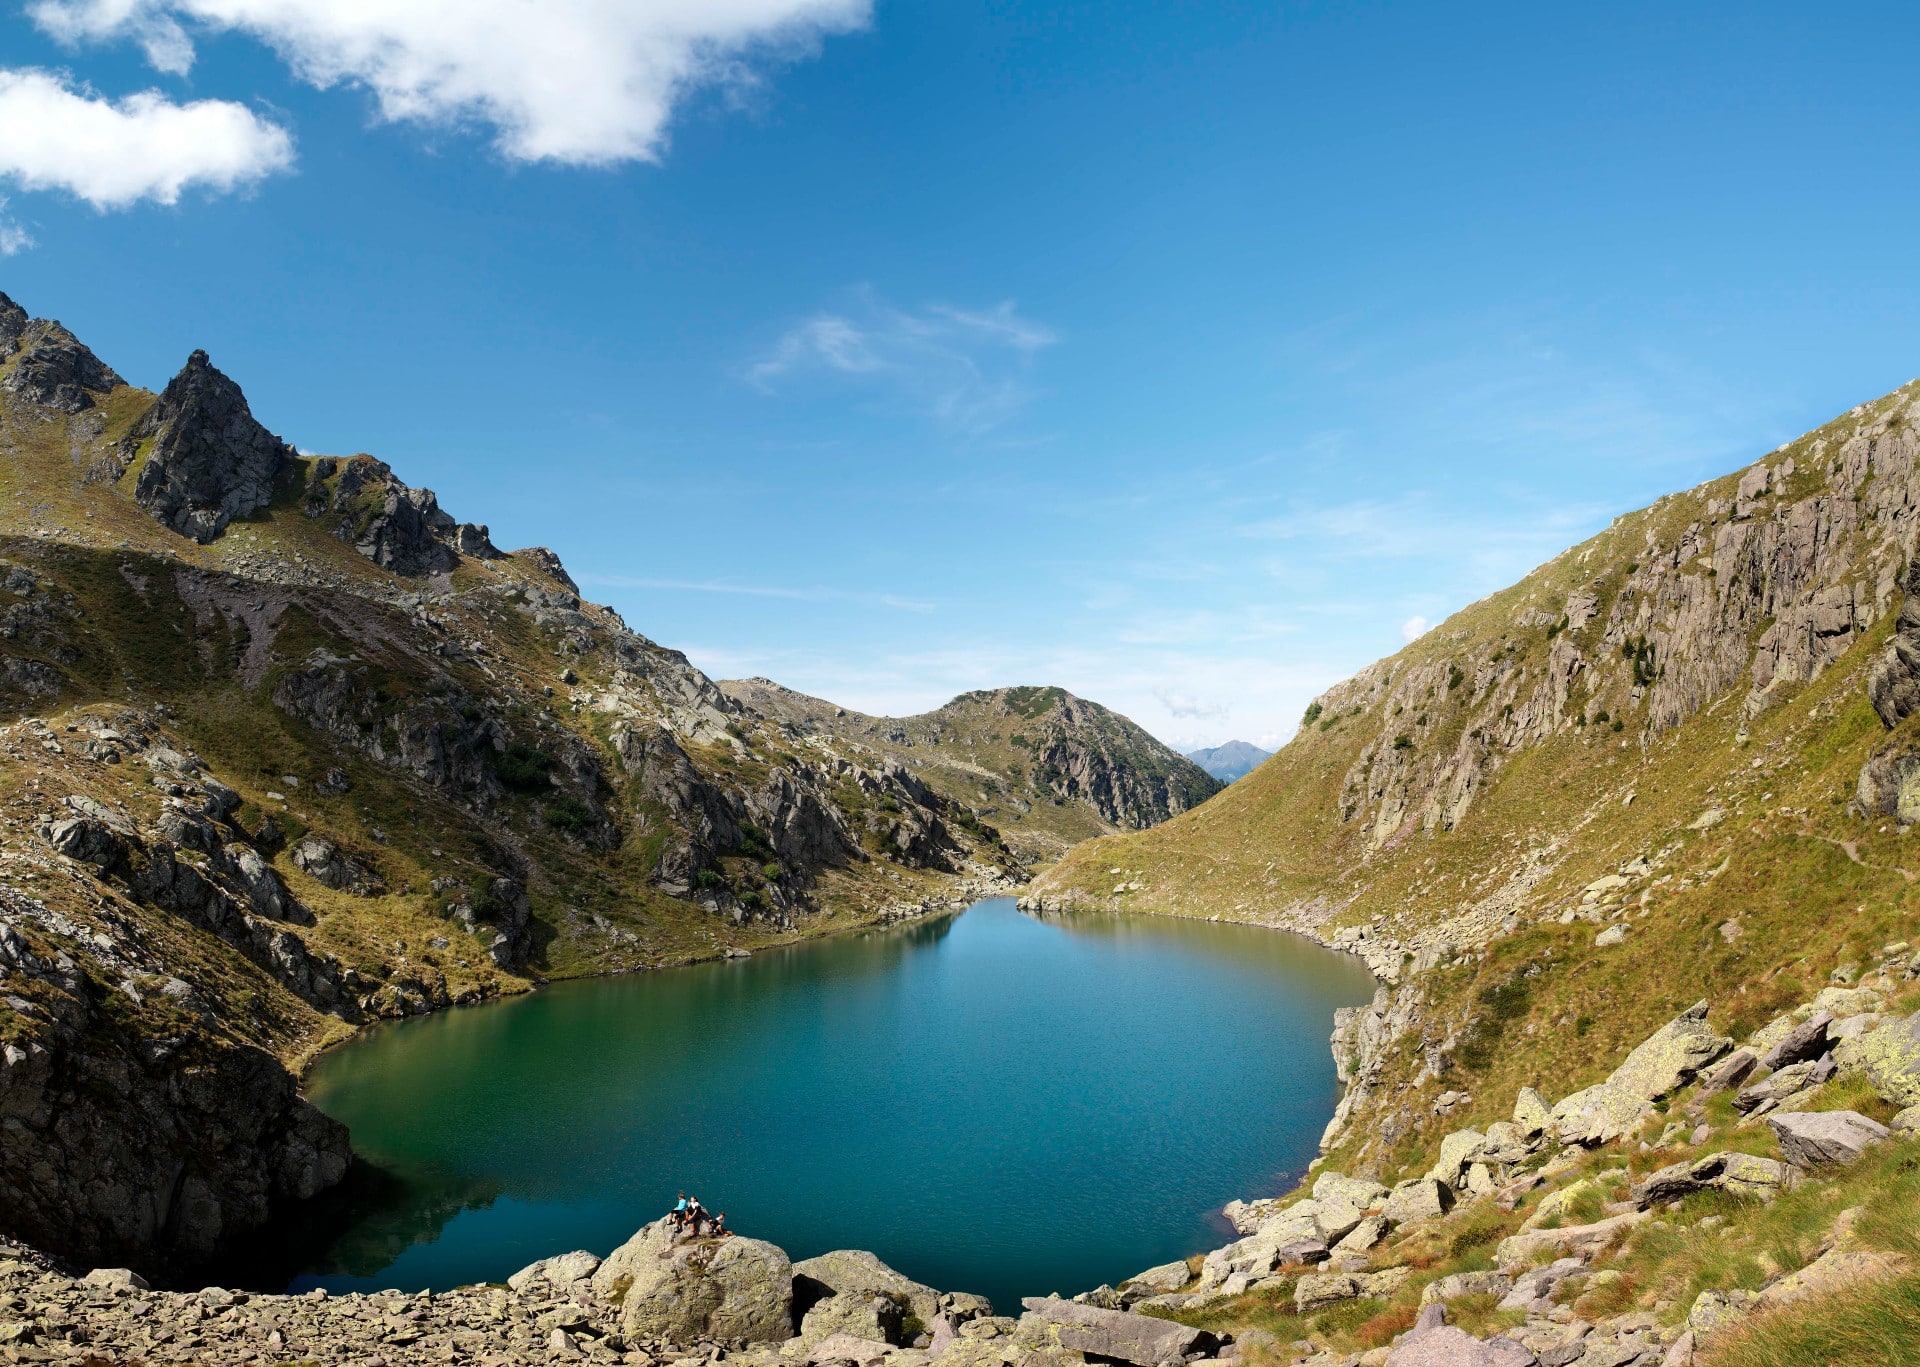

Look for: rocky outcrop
[128,351,295,543]
[0,884,348,1281]
[301,454,498,575]
[0,292,123,413]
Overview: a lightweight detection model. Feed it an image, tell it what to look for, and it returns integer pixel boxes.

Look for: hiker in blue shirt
[671,1193,690,1230]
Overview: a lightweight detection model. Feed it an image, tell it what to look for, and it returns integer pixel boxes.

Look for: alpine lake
[245,899,1377,1314]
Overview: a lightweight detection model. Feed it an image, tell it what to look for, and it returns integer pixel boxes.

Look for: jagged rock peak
[0,291,27,350]
[128,349,295,544]
[301,453,500,577]
[0,291,123,414]
[515,545,579,593]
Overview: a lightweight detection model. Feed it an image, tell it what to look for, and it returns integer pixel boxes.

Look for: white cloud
[1153,689,1226,720]
[0,199,32,255]
[0,68,292,209]
[1400,615,1430,643]
[31,0,871,166]
[751,290,1059,433]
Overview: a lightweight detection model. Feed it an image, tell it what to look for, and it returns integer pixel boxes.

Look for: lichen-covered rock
[1837,1010,1920,1107]
[594,1219,793,1344]
[1630,1152,1791,1206]
[1384,1325,1540,1366]
[129,350,295,543]
[1421,1270,1513,1306]
[1015,1298,1216,1367]
[793,1249,944,1340]
[1494,1212,1647,1269]
[1384,1177,1454,1225]
[1766,1110,1890,1168]
[1553,1002,1731,1144]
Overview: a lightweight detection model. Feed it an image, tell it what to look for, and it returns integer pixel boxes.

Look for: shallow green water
[266,899,1375,1312]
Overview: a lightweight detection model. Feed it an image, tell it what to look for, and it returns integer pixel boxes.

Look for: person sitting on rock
[671,1193,690,1230]
[709,1212,730,1239]
[685,1196,706,1234]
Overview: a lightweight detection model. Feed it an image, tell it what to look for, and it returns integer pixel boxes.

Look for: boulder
[81,1268,150,1292]
[1630,1152,1791,1205]
[1383,1177,1454,1226]
[1420,1271,1513,1306]
[1494,1212,1646,1270]
[1122,1261,1191,1296]
[1696,1049,1757,1096]
[793,1249,944,1334]
[1837,1011,1920,1108]
[1512,1087,1551,1138]
[1686,1288,1752,1339]
[1313,1170,1389,1210]
[1758,1013,1834,1070]
[1427,1130,1487,1186]
[40,816,127,869]
[1291,1268,1407,1313]
[1555,1004,1732,1144]
[802,1294,903,1347]
[1495,1259,1587,1312]
[1766,1111,1890,1168]
[1333,1216,1390,1255]
[1892,1104,1920,1135]
[593,1219,793,1344]
[1015,1298,1216,1367]
[807,1334,898,1367]
[508,1250,601,1293]
[1384,1326,1540,1366]
[1734,1055,1835,1113]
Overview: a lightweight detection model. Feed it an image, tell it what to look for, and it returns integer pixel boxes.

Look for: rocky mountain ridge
[720,679,1221,860]
[0,289,1196,1280]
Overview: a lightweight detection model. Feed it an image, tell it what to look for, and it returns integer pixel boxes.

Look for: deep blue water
[270,899,1375,1312]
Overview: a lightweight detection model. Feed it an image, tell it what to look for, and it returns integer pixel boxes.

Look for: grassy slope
[1040,381,1920,1179]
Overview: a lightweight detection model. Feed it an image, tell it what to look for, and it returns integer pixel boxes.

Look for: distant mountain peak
[1185,740,1272,783]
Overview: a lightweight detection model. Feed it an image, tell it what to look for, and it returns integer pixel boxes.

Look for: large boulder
[1766,1111,1890,1169]
[792,1249,945,1337]
[1552,1002,1731,1145]
[1837,1011,1920,1108]
[592,1219,793,1344]
[801,1293,902,1347]
[1759,1013,1834,1070]
[1014,1298,1216,1367]
[1383,1178,1454,1226]
[1630,1152,1792,1206]
[1385,1326,1539,1366]
[1494,1212,1646,1270]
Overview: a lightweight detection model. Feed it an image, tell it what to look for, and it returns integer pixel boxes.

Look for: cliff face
[1037,378,1920,1176]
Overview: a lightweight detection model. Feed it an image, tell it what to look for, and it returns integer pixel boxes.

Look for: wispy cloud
[1154,689,1226,720]
[0,198,30,255]
[750,289,1059,434]
[581,573,933,613]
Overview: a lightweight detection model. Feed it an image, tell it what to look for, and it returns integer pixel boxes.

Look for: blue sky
[2,2,1918,749]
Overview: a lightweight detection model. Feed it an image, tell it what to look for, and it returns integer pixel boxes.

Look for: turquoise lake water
[263,899,1376,1312]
